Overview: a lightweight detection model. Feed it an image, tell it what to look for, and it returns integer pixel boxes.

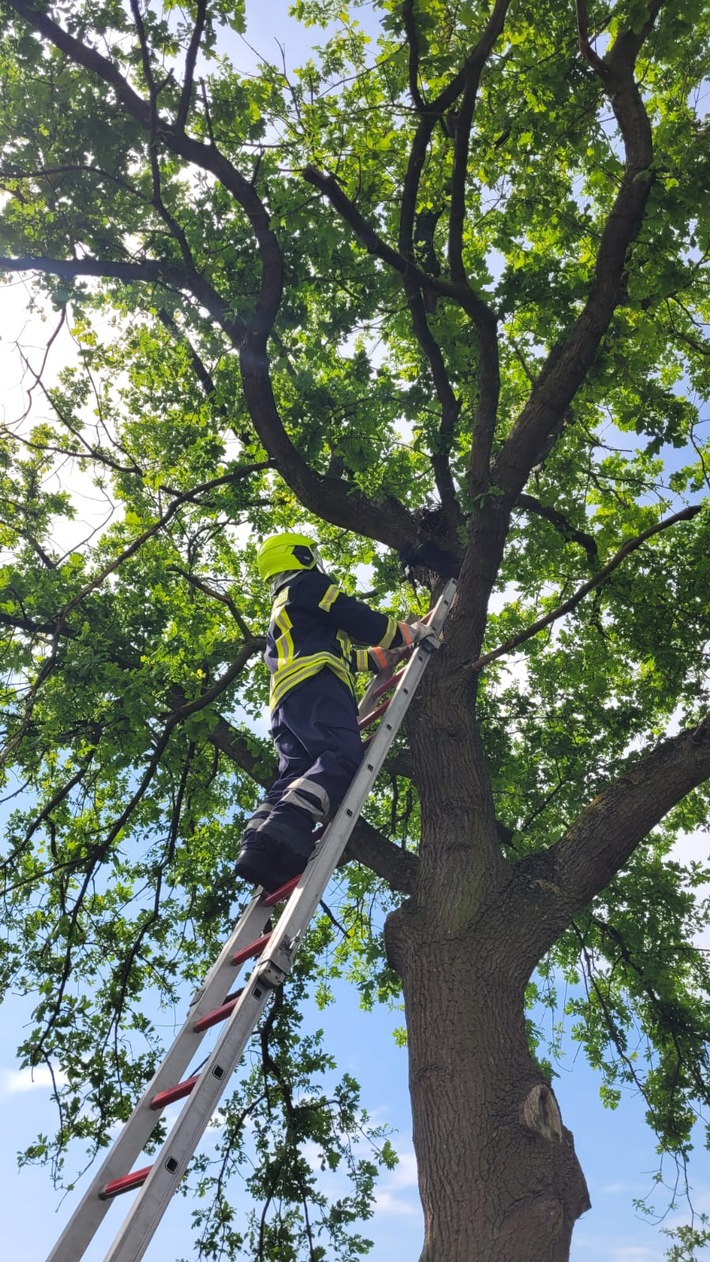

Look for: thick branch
[0,252,236,332]
[493,0,662,499]
[239,357,421,551]
[302,164,497,529]
[575,0,607,77]
[447,0,511,285]
[207,716,419,894]
[397,1,507,493]
[165,642,263,721]
[2,1,268,335]
[401,0,425,111]
[0,608,74,638]
[471,504,702,672]
[303,166,490,323]
[157,307,216,397]
[404,283,462,532]
[399,0,509,279]
[515,493,599,566]
[4,2,430,557]
[176,0,207,133]
[523,716,710,952]
[344,814,419,895]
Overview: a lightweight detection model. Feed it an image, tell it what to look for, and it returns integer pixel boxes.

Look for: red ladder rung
[263,875,301,907]
[232,932,272,967]
[368,666,407,704]
[193,989,244,1033]
[101,1165,152,1200]
[358,696,392,732]
[150,1073,199,1111]
[365,656,411,706]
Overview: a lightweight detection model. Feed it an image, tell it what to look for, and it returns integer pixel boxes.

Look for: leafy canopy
[0,0,708,1257]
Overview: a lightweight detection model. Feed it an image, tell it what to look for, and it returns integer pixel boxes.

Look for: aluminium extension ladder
[46,578,457,1262]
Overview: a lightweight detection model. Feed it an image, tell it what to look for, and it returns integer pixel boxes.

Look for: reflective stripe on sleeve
[369,647,389,672]
[376,615,399,649]
[273,607,295,669]
[318,584,341,613]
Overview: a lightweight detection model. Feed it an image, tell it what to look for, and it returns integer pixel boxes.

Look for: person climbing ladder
[235,532,433,891]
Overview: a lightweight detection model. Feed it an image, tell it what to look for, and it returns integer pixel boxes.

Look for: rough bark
[387,913,590,1262]
[387,682,591,1261]
[384,621,708,1260]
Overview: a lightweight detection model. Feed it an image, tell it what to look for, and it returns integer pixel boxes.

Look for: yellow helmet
[257,533,322,581]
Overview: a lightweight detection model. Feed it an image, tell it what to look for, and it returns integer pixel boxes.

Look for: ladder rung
[101,1166,152,1200]
[369,667,406,704]
[358,696,392,731]
[46,581,456,1262]
[192,990,244,1033]
[263,875,301,907]
[232,932,272,967]
[151,1073,199,1110]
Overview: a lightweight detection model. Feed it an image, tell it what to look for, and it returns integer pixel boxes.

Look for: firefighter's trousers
[249,669,364,855]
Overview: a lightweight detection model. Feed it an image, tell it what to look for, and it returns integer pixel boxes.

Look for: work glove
[375,619,436,654]
[369,620,437,673]
[369,645,406,671]
[406,618,437,643]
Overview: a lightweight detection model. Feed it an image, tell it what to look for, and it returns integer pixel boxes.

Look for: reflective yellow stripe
[318,584,341,613]
[377,616,399,649]
[269,653,355,709]
[336,628,352,660]
[273,607,295,671]
[354,649,370,671]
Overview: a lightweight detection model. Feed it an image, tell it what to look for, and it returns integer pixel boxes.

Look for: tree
[0,1,709,1259]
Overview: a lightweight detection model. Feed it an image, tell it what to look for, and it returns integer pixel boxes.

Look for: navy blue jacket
[265,569,406,709]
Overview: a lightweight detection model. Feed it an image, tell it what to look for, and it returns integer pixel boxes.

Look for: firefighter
[235,532,432,891]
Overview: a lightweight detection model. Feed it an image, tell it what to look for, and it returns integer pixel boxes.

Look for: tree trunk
[386,690,590,1262]
[387,909,590,1262]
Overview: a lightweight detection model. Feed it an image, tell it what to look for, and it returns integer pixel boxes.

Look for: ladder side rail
[357,583,451,721]
[101,579,455,1261]
[46,892,274,1262]
[258,579,456,986]
[49,577,456,1262]
[102,965,275,1262]
[100,633,430,1261]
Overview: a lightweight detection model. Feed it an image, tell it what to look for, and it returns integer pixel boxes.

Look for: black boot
[234,835,294,892]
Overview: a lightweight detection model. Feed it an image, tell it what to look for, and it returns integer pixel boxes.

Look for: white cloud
[610,1247,662,1262]
[0,1066,68,1095]
[670,827,710,951]
[572,1232,663,1261]
[663,1182,710,1226]
[670,826,709,867]
[385,1150,418,1189]
[373,1151,421,1217]
[373,1189,418,1216]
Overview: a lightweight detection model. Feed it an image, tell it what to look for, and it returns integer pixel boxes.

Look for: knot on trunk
[521,1084,563,1143]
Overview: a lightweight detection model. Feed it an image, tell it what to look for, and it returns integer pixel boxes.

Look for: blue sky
[2,965,709,1262]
